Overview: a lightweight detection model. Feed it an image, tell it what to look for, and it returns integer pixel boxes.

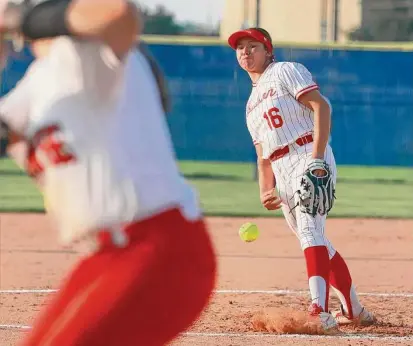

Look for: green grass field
[1,158,412,218]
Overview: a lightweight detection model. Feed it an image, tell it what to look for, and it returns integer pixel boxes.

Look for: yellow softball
[239,222,259,242]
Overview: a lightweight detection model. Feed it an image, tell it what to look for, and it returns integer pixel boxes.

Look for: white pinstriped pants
[271,142,337,259]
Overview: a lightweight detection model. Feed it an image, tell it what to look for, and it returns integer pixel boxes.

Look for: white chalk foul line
[1,288,413,298]
[0,289,57,294]
[215,289,413,298]
[0,324,31,330]
[0,325,411,342]
[184,332,413,342]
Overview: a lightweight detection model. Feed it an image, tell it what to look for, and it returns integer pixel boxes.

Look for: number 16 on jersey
[263,107,284,130]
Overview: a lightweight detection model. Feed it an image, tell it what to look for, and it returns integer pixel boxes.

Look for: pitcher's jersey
[246,62,319,159]
[0,37,201,245]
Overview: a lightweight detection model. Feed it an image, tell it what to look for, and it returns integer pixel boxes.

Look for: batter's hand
[260,189,282,210]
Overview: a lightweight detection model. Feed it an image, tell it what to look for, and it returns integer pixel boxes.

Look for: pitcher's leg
[294,209,364,317]
[330,252,362,319]
[296,212,332,312]
[330,252,376,325]
[277,146,336,257]
[277,167,332,314]
[291,147,337,314]
[321,146,375,323]
[294,145,375,325]
[276,156,333,313]
[278,184,299,234]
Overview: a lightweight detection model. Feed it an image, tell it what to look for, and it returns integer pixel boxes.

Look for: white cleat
[332,304,377,326]
[318,311,341,334]
[307,304,341,335]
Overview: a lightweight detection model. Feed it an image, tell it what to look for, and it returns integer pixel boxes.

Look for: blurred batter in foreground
[0,1,216,345]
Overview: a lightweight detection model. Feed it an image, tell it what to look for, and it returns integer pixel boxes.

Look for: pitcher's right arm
[255,143,281,210]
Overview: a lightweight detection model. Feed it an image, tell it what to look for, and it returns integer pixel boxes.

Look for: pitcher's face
[236,38,270,73]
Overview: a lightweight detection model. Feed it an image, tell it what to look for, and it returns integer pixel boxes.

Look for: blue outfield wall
[147,43,413,167]
[2,42,413,167]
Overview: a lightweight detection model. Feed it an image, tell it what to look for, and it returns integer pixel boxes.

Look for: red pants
[21,209,217,346]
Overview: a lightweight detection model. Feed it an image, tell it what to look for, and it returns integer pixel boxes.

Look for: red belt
[269,134,314,162]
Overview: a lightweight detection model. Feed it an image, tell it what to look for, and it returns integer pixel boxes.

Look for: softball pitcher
[0,1,216,345]
[228,27,376,333]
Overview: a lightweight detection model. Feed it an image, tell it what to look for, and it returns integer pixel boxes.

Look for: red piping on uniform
[296,84,319,100]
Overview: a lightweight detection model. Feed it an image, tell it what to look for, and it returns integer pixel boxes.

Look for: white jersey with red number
[0,37,201,245]
[246,61,319,159]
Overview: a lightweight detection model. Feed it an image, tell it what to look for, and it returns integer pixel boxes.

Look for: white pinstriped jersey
[246,62,319,159]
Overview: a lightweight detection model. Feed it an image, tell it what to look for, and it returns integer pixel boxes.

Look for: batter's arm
[255,143,282,210]
[298,90,331,160]
[2,0,141,60]
[67,0,141,59]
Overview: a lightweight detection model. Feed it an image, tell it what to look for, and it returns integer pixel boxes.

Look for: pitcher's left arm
[298,90,331,163]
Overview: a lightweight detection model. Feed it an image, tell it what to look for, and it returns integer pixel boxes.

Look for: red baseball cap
[228,28,273,52]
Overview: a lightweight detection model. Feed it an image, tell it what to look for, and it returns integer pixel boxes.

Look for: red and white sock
[304,246,331,313]
[330,251,363,318]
